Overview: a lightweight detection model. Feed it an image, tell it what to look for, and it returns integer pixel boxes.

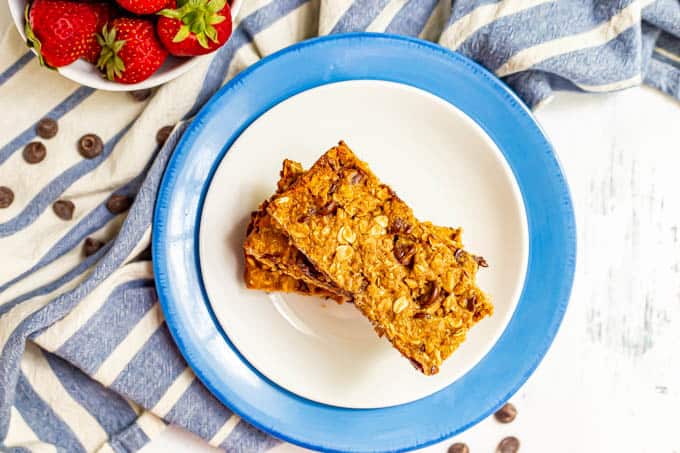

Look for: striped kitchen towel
[1,1,679,452]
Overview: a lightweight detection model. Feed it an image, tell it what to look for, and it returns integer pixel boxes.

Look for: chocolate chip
[130,89,152,102]
[448,442,470,453]
[494,403,517,423]
[350,169,365,185]
[156,125,174,145]
[430,365,439,374]
[497,436,520,453]
[23,142,46,164]
[475,255,489,268]
[466,295,477,312]
[393,240,415,266]
[0,186,14,208]
[419,344,426,352]
[53,200,75,220]
[106,194,133,214]
[327,180,339,196]
[389,217,413,234]
[78,134,104,159]
[318,200,338,216]
[83,237,104,256]
[297,280,310,292]
[413,312,431,320]
[454,248,466,262]
[36,118,58,139]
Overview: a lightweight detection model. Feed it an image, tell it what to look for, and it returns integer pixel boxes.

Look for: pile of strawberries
[24,0,233,83]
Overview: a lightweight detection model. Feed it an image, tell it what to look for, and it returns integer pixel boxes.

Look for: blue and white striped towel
[1,1,679,452]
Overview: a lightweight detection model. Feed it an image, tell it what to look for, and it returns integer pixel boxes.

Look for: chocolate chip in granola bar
[156,125,174,146]
[78,134,104,159]
[348,169,365,185]
[327,180,339,196]
[129,89,152,102]
[430,365,439,374]
[23,142,46,164]
[393,240,415,266]
[318,200,338,216]
[413,312,431,320]
[36,118,58,139]
[297,280,310,292]
[497,436,520,453]
[0,187,14,208]
[494,403,517,423]
[53,200,75,220]
[409,359,424,373]
[475,255,489,268]
[83,237,105,257]
[419,344,426,352]
[388,217,413,234]
[106,194,133,214]
[448,443,469,453]
[466,295,477,312]
[454,248,466,262]
[418,282,441,307]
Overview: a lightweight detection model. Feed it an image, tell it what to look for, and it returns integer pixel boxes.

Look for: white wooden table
[142,86,680,453]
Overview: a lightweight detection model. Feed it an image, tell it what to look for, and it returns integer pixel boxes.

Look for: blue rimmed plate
[153,33,575,452]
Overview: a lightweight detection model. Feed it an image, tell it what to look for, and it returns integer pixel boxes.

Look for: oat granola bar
[267,142,492,375]
[244,160,350,301]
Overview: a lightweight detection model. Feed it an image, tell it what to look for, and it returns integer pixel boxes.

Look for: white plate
[199,80,529,409]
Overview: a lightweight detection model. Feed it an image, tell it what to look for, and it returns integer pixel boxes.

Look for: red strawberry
[96,18,168,84]
[116,0,172,15]
[81,3,116,64]
[25,0,100,68]
[157,0,232,57]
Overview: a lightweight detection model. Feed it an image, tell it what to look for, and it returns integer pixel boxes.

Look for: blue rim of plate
[152,33,576,453]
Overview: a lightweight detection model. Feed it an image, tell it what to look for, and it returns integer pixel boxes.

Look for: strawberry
[25,0,100,68]
[157,0,232,57]
[81,3,116,64]
[116,0,172,15]
[96,18,168,84]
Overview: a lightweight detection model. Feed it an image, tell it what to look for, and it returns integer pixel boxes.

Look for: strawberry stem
[158,0,227,48]
[96,25,127,81]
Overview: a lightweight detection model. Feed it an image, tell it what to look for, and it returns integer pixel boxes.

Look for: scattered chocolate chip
[0,186,14,208]
[53,200,75,220]
[413,312,431,320]
[466,295,477,312]
[23,142,46,164]
[36,118,58,139]
[393,240,415,266]
[261,253,280,263]
[299,255,322,278]
[297,280,310,292]
[388,217,413,234]
[419,344,426,352]
[448,442,470,453]
[418,282,442,307]
[156,125,174,145]
[106,194,133,214]
[494,403,517,423]
[130,89,152,102]
[497,436,520,453]
[359,278,369,291]
[83,237,105,256]
[297,214,310,223]
[475,255,489,268]
[318,200,338,216]
[454,248,466,262]
[78,134,104,159]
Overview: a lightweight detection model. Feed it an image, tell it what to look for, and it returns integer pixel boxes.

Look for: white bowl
[7,0,242,91]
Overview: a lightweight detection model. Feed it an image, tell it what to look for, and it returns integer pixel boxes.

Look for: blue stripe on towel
[0,87,94,166]
[165,379,233,439]
[385,0,439,36]
[330,0,391,34]
[43,351,139,435]
[220,420,279,453]
[14,373,85,453]
[109,422,152,453]
[0,53,34,88]
[56,280,156,375]
[109,325,187,409]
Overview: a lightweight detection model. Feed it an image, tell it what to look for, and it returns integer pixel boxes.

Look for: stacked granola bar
[243,142,492,375]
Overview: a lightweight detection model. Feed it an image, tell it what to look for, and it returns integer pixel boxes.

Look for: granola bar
[244,160,350,301]
[266,142,492,375]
